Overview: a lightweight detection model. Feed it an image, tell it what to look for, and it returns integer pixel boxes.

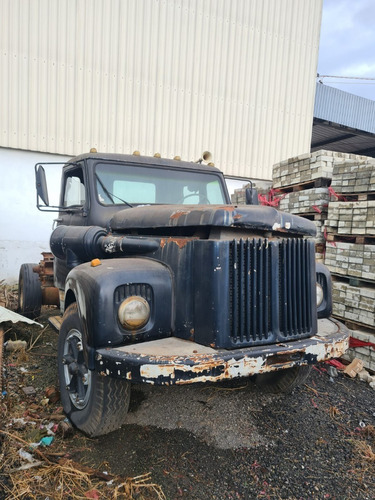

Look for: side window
[63,169,86,207]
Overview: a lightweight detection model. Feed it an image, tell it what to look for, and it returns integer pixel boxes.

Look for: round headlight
[118,296,150,330]
[316,283,324,307]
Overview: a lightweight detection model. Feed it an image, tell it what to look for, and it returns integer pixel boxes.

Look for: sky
[317,0,375,101]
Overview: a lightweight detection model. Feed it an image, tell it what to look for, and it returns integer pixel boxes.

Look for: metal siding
[1,0,322,180]
[314,84,375,134]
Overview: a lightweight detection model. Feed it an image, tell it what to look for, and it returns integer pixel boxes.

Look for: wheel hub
[63,329,92,409]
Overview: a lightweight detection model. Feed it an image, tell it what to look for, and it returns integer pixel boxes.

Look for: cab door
[58,162,89,227]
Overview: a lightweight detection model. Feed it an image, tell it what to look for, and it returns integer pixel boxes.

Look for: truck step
[49,315,62,332]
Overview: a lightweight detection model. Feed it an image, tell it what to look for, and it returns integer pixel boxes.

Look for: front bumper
[95,318,349,385]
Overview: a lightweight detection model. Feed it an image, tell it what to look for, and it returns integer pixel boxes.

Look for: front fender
[64,257,174,352]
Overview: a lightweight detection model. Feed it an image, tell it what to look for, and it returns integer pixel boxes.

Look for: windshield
[95,162,227,205]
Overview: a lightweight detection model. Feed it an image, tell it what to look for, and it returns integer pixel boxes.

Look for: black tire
[58,303,131,437]
[18,263,42,319]
[256,365,312,394]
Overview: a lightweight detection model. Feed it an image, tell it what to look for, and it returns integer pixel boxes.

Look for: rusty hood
[110,205,316,237]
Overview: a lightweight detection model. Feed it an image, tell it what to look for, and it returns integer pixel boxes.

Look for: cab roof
[68,152,223,174]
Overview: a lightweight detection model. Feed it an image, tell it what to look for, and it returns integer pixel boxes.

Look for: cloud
[318,0,375,99]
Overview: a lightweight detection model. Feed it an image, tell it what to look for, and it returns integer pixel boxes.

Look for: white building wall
[0,0,322,180]
[0,148,70,282]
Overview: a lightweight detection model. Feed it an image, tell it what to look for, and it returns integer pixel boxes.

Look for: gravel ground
[1,312,375,499]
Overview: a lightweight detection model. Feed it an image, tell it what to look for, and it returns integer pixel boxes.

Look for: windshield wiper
[95,173,133,208]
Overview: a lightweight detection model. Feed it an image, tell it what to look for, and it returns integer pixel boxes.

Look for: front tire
[18,263,42,319]
[256,365,312,394]
[58,303,131,437]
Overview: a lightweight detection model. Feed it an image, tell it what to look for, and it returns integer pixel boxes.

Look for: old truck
[18,151,348,436]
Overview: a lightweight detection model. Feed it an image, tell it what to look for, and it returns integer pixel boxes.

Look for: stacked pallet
[331,159,375,193]
[333,284,375,328]
[272,150,342,261]
[325,201,375,235]
[324,161,375,372]
[272,150,338,188]
[278,187,330,250]
[325,242,375,281]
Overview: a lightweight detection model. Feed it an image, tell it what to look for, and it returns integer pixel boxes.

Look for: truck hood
[110,205,316,237]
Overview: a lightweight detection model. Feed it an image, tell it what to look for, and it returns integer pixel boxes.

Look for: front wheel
[256,365,312,394]
[58,303,131,437]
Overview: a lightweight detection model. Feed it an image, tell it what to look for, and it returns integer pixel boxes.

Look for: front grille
[279,239,314,338]
[230,238,272,344]
[114,283,153,304]
[230,238,314,346]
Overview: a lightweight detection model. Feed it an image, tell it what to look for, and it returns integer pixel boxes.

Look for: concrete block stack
[325,201,375,236]
[231,186,248,204]
[272,150,338,188]
[333,284,375,328]
[271,150,375,371]
[273,150,343,261]
[330,159,375,194]
[323,160,375,372]
[230,181,272,205]
[278,187,330,251]
[273,150,372,262]
[325,242,375,281]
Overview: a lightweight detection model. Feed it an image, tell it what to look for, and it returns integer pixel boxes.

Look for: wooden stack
[324,159,375,373]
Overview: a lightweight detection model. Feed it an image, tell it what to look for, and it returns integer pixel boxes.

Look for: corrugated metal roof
[311,120,375,157]
[314,84,375,133]
[1,0,323,180]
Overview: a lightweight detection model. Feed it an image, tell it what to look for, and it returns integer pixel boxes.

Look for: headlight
[316,283,324,307]
[118,296,150,330]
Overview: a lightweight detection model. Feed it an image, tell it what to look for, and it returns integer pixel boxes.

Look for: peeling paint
[140,364,177,379]
[103,241,117,253]
[96,322,349,386]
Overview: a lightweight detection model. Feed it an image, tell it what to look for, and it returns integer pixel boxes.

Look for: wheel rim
[62,329,92,410]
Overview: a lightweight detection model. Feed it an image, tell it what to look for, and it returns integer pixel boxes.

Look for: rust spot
[219,205,235,212]
[264,351,303,366]
[33,252,59,306]
[233,214,242,220]
[160,237,197,249]
[41,287,60,306]
[170,209,191,220]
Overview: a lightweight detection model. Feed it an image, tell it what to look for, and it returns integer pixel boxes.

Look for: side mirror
[245,187,259,205]
[35,165,49,206]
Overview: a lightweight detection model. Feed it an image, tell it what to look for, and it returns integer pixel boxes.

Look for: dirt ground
[1,308,375,499]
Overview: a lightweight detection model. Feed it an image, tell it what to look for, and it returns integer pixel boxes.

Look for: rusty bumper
[94,318,349,385]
